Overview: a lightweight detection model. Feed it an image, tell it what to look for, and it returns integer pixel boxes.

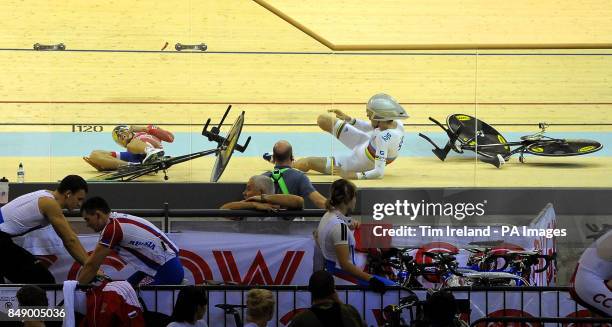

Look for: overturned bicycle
[418,114,603,168]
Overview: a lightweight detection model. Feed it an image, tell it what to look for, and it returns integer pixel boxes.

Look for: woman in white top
[570,229,612,316]
[167,286,209,327]
[315,179,395,293]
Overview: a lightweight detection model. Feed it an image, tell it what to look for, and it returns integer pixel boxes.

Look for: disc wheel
[525,139,603,156]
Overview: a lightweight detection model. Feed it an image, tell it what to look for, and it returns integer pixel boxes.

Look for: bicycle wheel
[526,139,603,156]
[447,114,511,158]
[210,111,244,182]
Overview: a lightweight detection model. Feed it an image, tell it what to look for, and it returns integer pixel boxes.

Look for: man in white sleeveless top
[0,175,89,283]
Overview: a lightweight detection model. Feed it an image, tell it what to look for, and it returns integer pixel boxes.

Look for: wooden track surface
[0,0,325,51]
[0,0,610,186]
[260,0,612,48]
[2,52,612,104]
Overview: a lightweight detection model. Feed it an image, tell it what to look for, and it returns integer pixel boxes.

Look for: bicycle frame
[379,249,545,288]
[97,148,220,181]
[456,134,570,163]
[418,114,603,167]
[465,249,556,286]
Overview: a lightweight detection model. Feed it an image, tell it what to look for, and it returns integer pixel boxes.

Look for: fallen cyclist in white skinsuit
[294,93,408,180]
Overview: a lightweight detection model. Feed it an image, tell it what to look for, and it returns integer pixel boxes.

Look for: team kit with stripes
[99,212,184,285]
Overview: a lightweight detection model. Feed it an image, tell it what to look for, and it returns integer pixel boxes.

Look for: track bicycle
[418,114,603,168]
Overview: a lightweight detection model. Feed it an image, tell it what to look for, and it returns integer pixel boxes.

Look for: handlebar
[215,304,247,311]
[428,117,458,141]
[533,253,556,273]
[422,251,458,263]
[420,249,555,277]
[484,251,556,272]
[421,251,463,276]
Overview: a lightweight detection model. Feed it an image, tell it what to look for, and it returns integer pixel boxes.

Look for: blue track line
[0,132,609,157]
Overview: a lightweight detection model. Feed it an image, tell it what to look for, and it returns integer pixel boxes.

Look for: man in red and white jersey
[570,229,612,317]
[77,196,184,286]
[84,124,174,171]
[84,280,145,326]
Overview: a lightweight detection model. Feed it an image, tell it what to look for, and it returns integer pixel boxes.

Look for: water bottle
[0,176,8,204]
[17,162,24,183]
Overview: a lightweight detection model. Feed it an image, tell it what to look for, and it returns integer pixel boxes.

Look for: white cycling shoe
[143,148,165,164]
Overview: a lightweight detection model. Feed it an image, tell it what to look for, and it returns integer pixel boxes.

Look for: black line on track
[1,48,612,56]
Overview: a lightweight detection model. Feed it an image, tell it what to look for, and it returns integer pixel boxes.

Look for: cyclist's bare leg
[294,157,327,173]
[294,157,341,175]
[293,115,342,174]
[317,114,337,134]
[84,150,128,171]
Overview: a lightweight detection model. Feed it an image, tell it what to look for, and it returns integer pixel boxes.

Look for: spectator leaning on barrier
[244,288,275,327]
[220,175,304,220]
[0,175,89,284]
[289,270,365,327]
[78,196,184,287]
[168,286,209,327]
[262,140,327,209]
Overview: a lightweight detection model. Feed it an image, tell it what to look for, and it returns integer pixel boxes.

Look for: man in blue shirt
[263,140,326,209]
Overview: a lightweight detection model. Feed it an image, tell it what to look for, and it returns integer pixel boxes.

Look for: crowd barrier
[1,285,607,326]
[63,208,327,232]
[470,317,612,327]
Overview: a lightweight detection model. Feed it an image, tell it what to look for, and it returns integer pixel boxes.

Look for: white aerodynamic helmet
[366,93,409,121]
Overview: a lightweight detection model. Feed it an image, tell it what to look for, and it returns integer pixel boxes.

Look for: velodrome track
[1,0,611,187]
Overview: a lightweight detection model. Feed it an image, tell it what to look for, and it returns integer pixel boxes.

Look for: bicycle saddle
[520,133,545,141]
[216,304,247,310]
